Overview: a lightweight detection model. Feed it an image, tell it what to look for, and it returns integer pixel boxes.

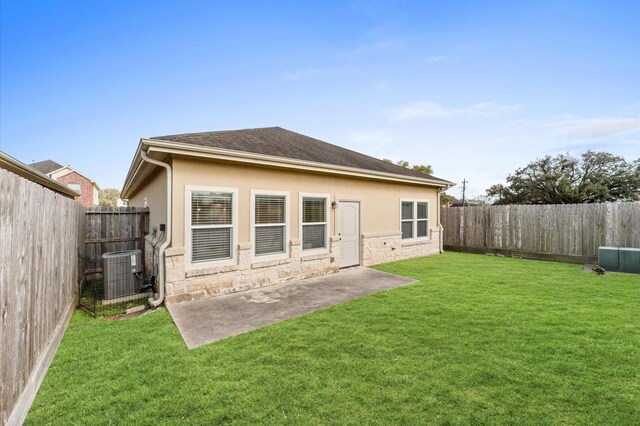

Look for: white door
[339,201,360,268]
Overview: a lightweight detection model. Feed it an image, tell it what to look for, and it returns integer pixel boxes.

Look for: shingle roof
[29,159,65,175]
[151,127,450,183]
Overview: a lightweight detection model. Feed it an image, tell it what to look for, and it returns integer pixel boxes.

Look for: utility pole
[461,179,467,206]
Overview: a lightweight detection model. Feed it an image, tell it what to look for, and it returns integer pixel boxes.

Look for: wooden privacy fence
[84,206,149,275]
[441,202,640,263]
[0,168,85,426]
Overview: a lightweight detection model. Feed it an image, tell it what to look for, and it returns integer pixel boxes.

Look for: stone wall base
[362,230,441,266]
[161,230,441,305]
[164,238,341,304]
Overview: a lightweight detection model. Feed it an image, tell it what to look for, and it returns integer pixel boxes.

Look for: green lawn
[26,252,639,425]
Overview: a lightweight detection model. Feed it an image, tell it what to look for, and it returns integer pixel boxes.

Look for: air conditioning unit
[598,246,640,274]
[620,248,640,274]
[598,246,619,272]
[102,249,143,302]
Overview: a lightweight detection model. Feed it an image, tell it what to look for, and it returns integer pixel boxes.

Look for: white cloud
[282,68,330,81]
[424,55,457,63]
[556,117,640,139]
[388,100,521,121]
[425,55,447,63]
[341,40,396,57]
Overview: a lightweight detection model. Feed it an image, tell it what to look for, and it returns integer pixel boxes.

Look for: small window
[401,201,414,239]
[302,196,327,250]
[401,200,429,239]
[254,194,286,256]
[68,183,81,192]
[417,202,428,237]
[190,190,233,262]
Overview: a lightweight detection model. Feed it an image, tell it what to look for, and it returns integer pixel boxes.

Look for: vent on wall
[102,250,143,301]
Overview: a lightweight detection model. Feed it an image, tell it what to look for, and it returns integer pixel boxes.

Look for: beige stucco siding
[171,157,439,249]
[128,168,167,231]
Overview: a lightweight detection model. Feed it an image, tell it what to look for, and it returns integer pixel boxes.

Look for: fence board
[83,206,149,276]
[441,202,640,262]
[0,168,85,425]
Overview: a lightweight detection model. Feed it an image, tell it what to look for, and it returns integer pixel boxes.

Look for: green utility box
[620,248,640,274]
[598,246,620,272]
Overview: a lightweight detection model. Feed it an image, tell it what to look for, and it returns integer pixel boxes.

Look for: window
[302,195,328,251]
[188,189,235,263]
[417,202,429,237]
[401,201,414,239]
[253,193,288,257]
[401,200,429,239]
[68,183,81,192]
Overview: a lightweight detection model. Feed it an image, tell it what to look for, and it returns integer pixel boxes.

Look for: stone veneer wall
[361,229,441,266]
[158,229,441,305]
[163,237,341,304]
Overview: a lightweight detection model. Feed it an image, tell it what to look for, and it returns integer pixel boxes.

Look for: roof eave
[121,139,145,198]
[52,166,101,190]
[1,152,80,198]
[122,138,455,198]
[149,138,453,186]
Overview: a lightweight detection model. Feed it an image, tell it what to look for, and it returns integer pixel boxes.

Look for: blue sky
[1,0,638,200]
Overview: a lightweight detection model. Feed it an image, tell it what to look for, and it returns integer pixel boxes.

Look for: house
[449,198,479,207]
[121,127,454,305]
[29,159,100,207]
[1,152,79,199]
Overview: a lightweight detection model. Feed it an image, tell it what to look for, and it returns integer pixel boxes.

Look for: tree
[99,188,121,207]
[411,164,434,175]
[486,151,640,205]
[440,193,455,207]
[382,159,434,175]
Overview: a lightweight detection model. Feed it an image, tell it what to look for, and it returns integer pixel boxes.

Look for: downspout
[140,148,172,307]
[437,186,452,253]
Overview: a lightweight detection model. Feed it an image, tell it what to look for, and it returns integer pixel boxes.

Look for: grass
[79,278,151,317]
[26,252,639,425]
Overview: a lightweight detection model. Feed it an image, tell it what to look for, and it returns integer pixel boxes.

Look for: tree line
[383,151,639,205]
[487,151,640,205]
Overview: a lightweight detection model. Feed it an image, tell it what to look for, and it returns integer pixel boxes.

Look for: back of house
[121,127,453,304]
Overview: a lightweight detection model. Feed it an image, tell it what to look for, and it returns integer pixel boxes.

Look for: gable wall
[55,171,96,207]
[128,167,168,233]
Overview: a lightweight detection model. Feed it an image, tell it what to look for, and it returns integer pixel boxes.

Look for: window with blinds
[254,195,286,256]
[302,197,327,250]
[190,191,233,262]
[401,200,429,240]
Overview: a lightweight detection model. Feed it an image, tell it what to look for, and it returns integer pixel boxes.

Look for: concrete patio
[166,267,416,349]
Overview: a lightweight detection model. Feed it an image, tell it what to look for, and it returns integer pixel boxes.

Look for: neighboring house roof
[150,127,450,183]
[123,126,454,198]
[29,159,101,190]
[29,159,65,174]
[450,198,479,207]
[0,151,79,198]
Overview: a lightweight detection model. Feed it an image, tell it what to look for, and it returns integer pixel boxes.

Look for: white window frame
[185,185,238,269]
[400,198,430,240]
[250,190,290,262]
[300,193,330,255]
